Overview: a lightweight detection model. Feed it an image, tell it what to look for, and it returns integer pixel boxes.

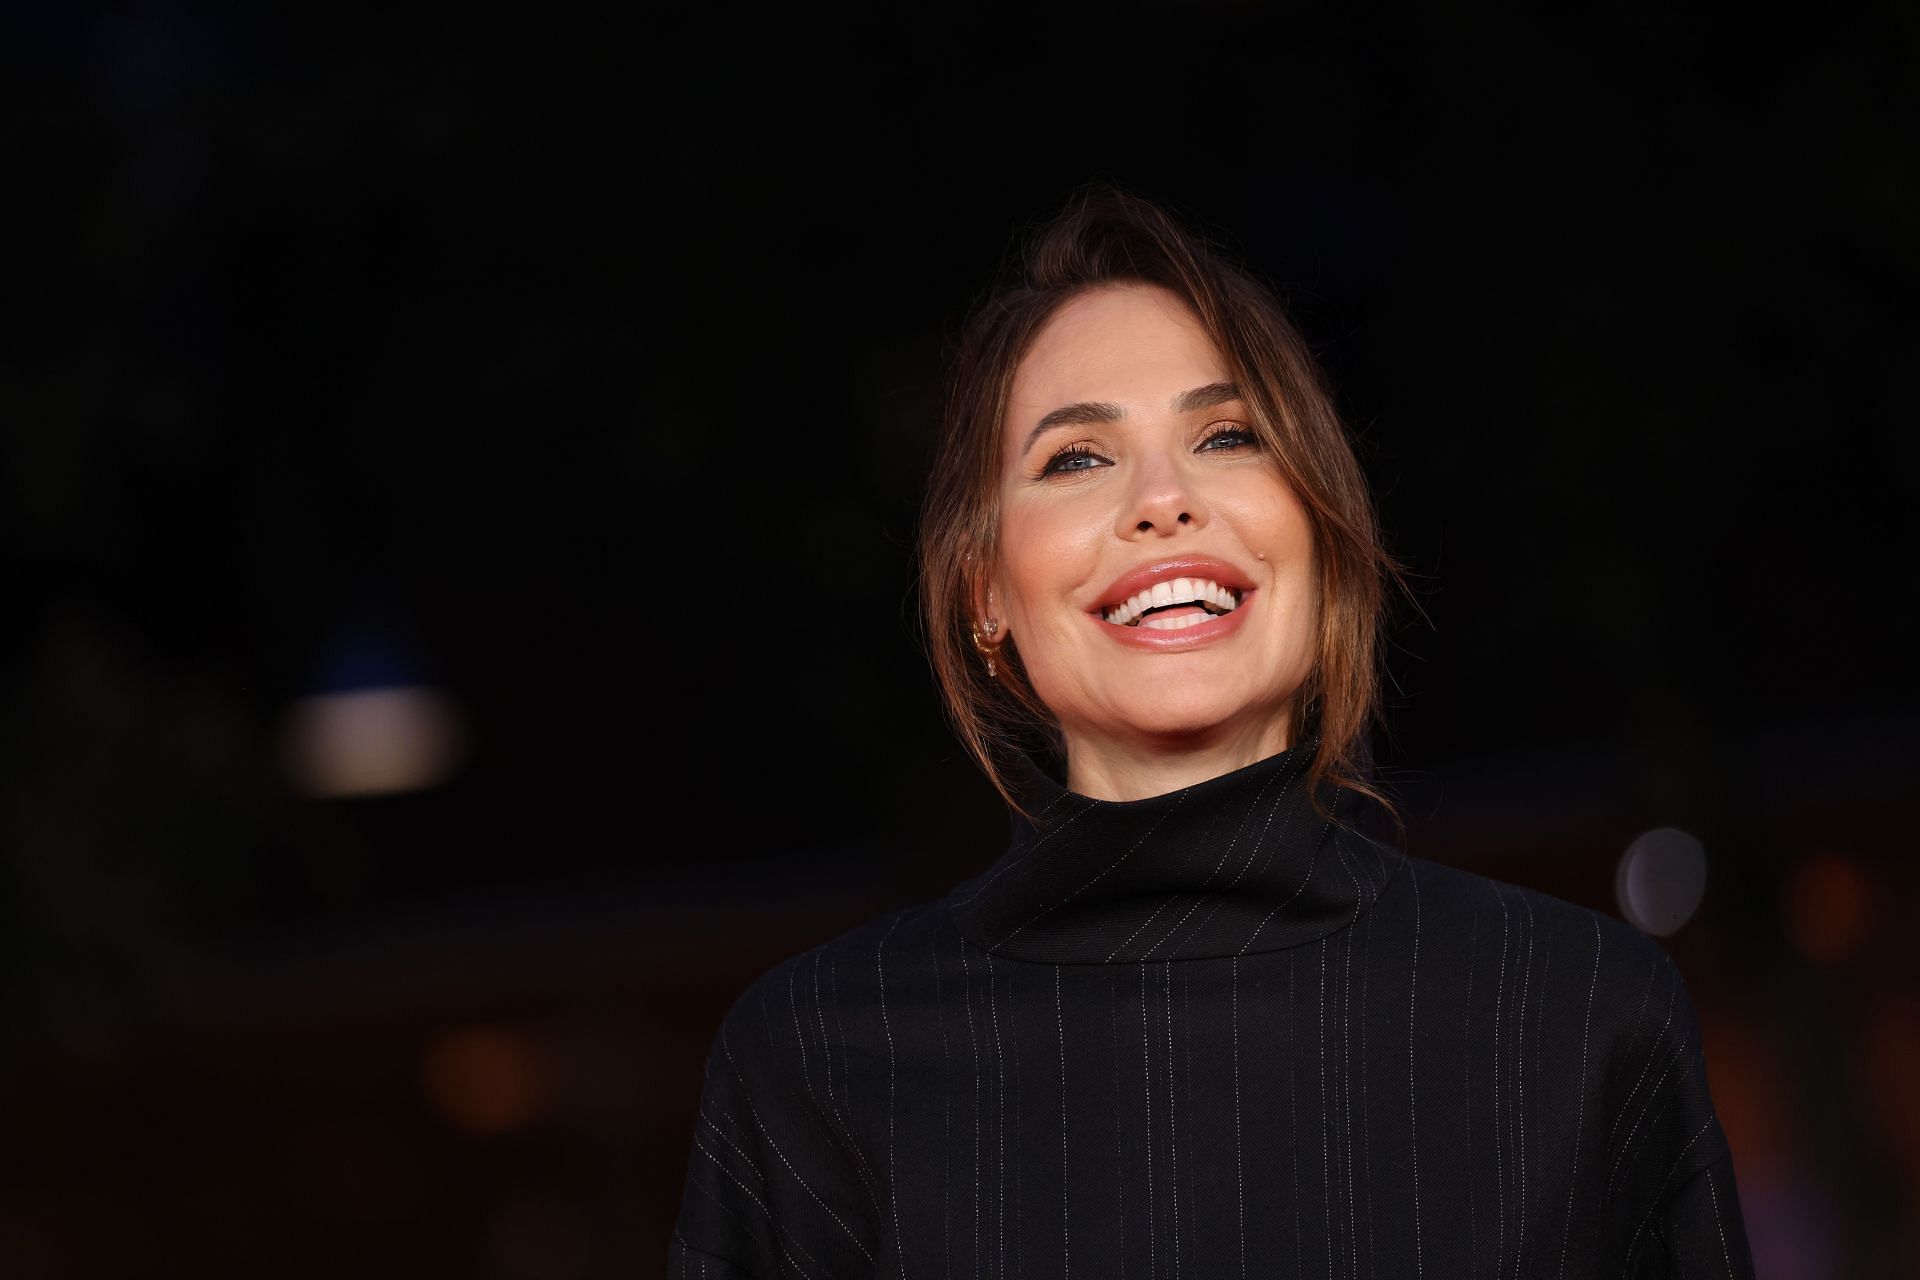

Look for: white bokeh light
[280,686,466,798]
[1615,827,1707,936]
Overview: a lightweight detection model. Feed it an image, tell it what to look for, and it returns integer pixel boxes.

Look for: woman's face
[986,282,1319,765]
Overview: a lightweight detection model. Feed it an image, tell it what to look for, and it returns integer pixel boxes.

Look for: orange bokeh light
[1782,853,1869,968]
[421,1026,549,1135]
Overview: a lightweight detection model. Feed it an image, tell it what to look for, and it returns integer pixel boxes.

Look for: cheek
[1227,481,1319,647]
[995,499,1102,627]
[1217,471,1314,562]
[1276,537,1322,676]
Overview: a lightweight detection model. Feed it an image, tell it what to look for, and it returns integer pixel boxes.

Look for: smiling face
[983,282,1320,792]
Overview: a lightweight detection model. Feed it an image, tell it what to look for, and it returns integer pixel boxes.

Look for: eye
[1198,421,1259,451]
[1039,443,1110,477]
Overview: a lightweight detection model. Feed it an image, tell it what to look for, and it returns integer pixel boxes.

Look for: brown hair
[916,183,1407,829]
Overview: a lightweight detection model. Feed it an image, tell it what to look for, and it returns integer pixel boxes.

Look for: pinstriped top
[950,738,1401,964]
[671,741,1756,1278]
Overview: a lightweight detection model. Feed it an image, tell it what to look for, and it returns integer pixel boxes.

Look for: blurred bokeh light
[1783,853,1870,969]
[1615,827,1707,937]
[280,686,466,798]
[421,1025,550,1135]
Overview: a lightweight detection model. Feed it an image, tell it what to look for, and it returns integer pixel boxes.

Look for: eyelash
[1038,422,1259,478]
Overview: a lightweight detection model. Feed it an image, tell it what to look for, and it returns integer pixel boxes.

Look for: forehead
[1008,283,1229,419]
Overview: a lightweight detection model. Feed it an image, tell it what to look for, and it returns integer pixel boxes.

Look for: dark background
[3,4,1915,1276]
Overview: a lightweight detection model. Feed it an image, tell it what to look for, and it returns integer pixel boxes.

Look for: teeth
[1100,577,1243,627]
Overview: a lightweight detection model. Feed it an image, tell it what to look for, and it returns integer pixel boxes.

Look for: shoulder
[677,906,937,1271]
[705,896,954,1083]
[1388,852,1708,1064]
[1395,854,1724,1158]
[1396,850,1679,980]
[1407,860,1735,1213]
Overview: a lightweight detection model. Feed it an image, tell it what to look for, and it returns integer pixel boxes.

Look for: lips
[1090,555,1258,618]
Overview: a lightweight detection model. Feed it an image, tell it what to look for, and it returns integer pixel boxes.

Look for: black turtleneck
[670,742,1755,1277]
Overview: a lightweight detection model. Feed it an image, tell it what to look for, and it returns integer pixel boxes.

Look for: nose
[1118,447,1206,537]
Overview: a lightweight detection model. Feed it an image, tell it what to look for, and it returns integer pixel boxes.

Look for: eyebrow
[1019,381,1242,457]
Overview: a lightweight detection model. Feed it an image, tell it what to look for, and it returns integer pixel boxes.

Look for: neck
[1062,705,1297,801]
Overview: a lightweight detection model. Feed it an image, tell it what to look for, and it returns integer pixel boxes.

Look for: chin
[1032,658,1301,748]
[1101,693,1273,744]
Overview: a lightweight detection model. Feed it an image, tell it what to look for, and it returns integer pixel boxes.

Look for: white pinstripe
[984,950,1007,1278]
[957,942,982,1276]
[1232,954,1247,1280]
[1706,1161,1733,1276]
[788,970,810,1097]
[1512,893,1535,1280]
[1407,863,1424,1279]
[1005,949,1027,1261]
[877,916,906,1276]
[1357,900,1378,1272]
[1463,910,1480,1265]
[1181,965,1197,1269]
[1110,975,1129,1280]
[1333,839,1364,1275]
[1289,950,1303,1278]
[1055,966,1071,1280]
[1491,885,1510,1275]
[1558,917,1603,1279]
[1140,962,1157,1280]
[1531,921,1553,1278]
[1319,937,1333,1279]
[1165,961,1181,1279]
[928,933,952,1280]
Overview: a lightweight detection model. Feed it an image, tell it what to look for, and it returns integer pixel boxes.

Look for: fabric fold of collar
[947,738,1405,964]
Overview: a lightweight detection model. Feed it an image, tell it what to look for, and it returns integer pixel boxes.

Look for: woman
[669,187,1755,1278]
